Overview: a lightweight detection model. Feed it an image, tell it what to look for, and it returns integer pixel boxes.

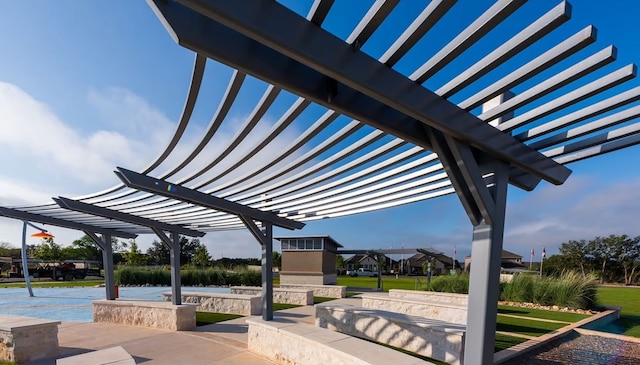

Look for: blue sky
[0,0,639,261]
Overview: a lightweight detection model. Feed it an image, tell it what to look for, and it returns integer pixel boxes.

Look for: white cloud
[504,175,640,258]
[0,82,177,195]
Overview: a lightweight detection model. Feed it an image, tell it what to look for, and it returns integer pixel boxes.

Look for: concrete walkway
[21,295,636,365]
[24,298,360,365]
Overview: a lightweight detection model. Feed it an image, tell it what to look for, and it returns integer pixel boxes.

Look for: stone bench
[230,286,314,305]
[0,314,60,363]
[163,291,261,316]
[361,293,468,325]
[247,317,429,365]
[389,289,469,306]
[56,346,135,365]
[316,303,465,365]
[279,284,346,298]
[93,300,195,331]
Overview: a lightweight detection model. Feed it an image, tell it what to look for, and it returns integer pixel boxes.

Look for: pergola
[2,1,640,364]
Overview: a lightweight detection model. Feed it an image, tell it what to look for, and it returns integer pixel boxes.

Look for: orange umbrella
[31,231,54,239]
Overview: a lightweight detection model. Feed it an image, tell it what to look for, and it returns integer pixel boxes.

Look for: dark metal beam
[0,206,137,239]
[174,0,571,186]
[53,197,205,237]
[115,167,304,230]
[146,0,565,191]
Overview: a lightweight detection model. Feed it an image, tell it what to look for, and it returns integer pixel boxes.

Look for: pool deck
[23,298,345,365]
[17,295,640,365]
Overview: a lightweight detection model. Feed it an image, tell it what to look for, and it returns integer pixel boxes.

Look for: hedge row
[115,267,261,286]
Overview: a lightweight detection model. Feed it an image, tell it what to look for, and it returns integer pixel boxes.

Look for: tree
[336,255,344,269]
[192,243,212,267]
[29,238,63,261]
[616,235,640,285]
[272,251,281,270]
[559,239,591,278]
[145,236,202,266]
[146,240,170,265]
[69,235,104,261]
[180,237,200,265]
[122,241,147,266]
[0,242,21,258]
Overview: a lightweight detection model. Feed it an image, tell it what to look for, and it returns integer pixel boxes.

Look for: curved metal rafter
[4,0,640,240]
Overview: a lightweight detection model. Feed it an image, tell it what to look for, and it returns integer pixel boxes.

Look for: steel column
[153,228,182,305]
[101,235,116,300]
[85,231,116,300]
[261,222,274,320]
[464,159,509,365]
[169,232,182,305]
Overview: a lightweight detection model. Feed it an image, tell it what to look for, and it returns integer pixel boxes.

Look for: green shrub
[429,274,469,294]
[115,267,261,287]
[501,271,597,309]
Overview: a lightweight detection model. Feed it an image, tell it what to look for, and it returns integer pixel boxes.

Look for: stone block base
[279,284,346,298]
[92,300,195,331]
[230,286,313,305]
[164,292,261,315]
[0,315,60,363]
[388,289,469,306]
[247,317,426,365]
[361,293,467,324]
[316,303,465,365]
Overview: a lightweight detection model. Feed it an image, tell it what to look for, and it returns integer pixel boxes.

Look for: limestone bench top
[247,317,429,365]
[0,314,61,331]
[316,303,466,334]
[361,292,468,309]
[93,299,196,309]
[230,286,312,293]
[163,291,258,299]
[389,289,469,300]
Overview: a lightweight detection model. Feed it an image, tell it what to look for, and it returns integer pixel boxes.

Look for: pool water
[0,286,229,322]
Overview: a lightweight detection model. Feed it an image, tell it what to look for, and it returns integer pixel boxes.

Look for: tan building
[275,236,343,285]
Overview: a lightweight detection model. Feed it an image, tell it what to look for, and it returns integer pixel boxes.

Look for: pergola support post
[85,231,116,300]
[425,97,512,364]
[464,159,509,365]
[240,215,274,321]
[102,235,116,300]
[153,228,182,305]
[261,222,274,320]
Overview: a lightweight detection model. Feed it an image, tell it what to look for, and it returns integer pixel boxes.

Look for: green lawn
[496,315,566,337]
[0,280,105,288]
[336,275,422,291]
[195,312,242,326]
[495,333,528,352]
[498,305,589,323]
[595,286,640,337]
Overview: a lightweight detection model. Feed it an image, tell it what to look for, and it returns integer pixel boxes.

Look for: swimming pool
[0,286,229,322]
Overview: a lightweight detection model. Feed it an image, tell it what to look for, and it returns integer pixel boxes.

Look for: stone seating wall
[361,293,468,325]
[316,303,465,365]
[388,289,469,305]
[247,317,429,365]
[278,284,346,298]
[163,291,261,315]
[93,300,196,331]
[230,286,314,305]
[0,314,60,363]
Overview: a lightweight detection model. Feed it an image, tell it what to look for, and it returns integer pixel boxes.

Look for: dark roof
[344,254,375,263]
[466,249,523,259]
[274,235,344,248]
